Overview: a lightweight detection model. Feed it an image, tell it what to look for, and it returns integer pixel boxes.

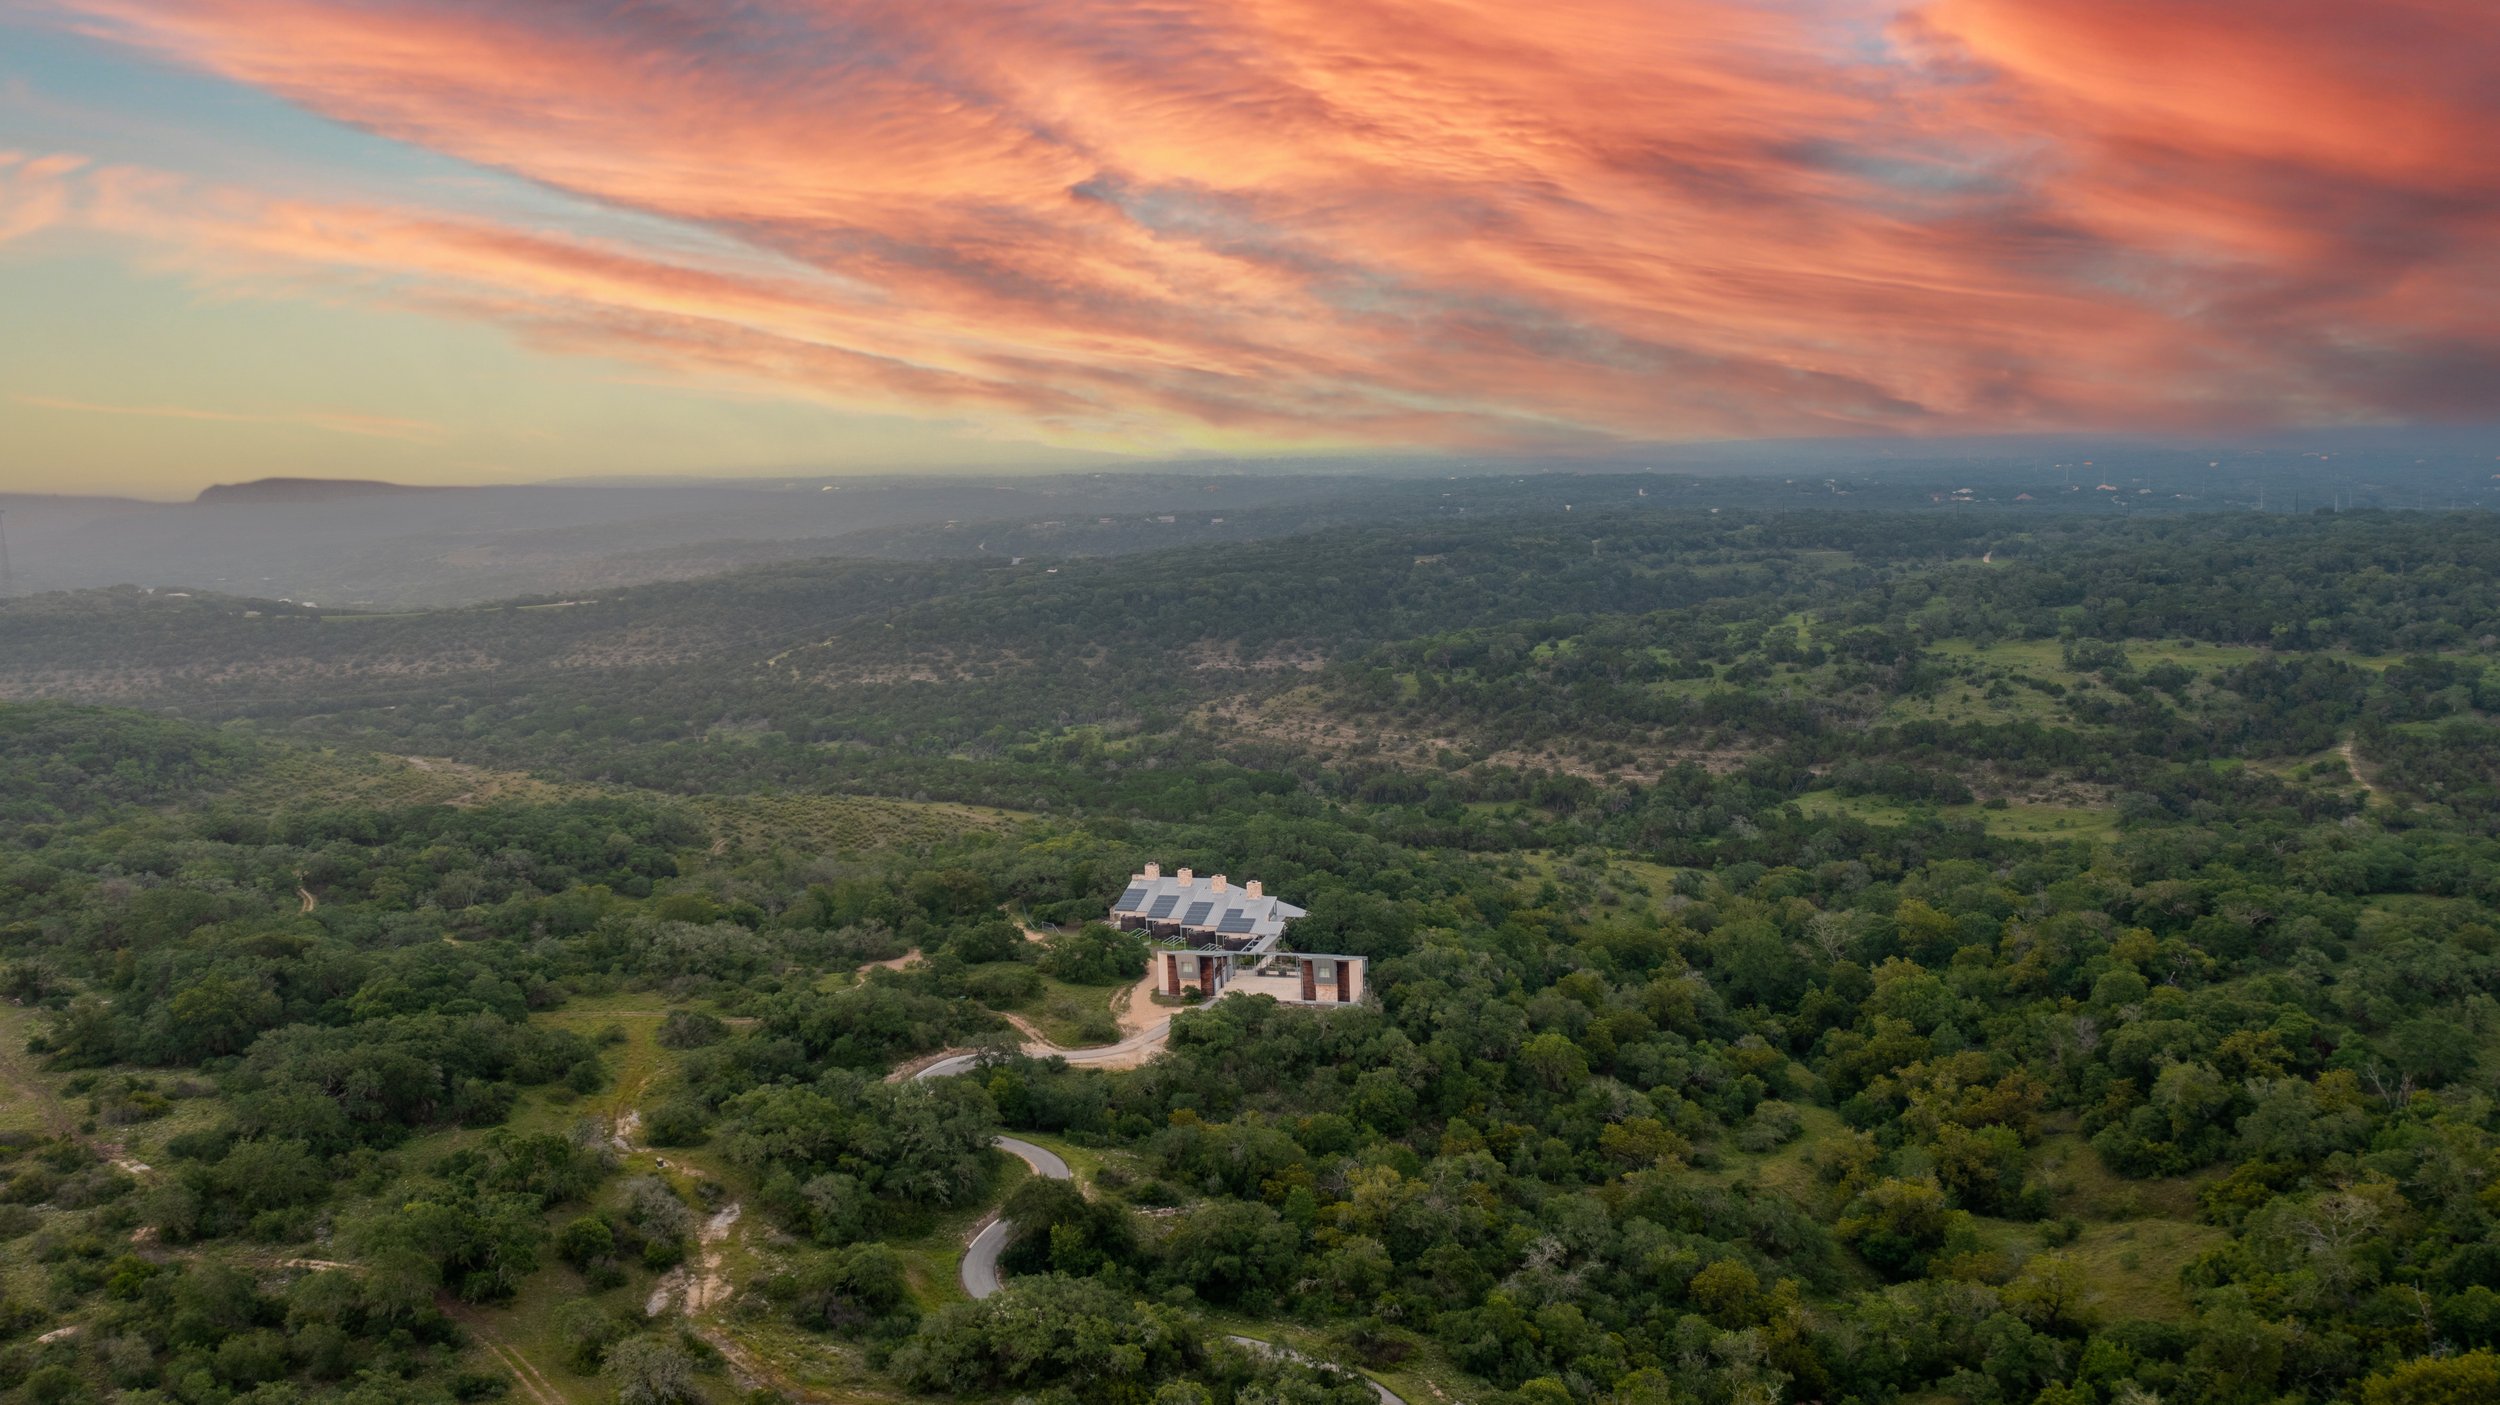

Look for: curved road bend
[958,1136,1068,1299]
[1224,1335,1406,1405]
[916,1069,1405,1405]
[916,1017,1173,1080]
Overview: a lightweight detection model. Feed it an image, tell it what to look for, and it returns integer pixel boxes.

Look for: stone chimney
[1144,862,1160,879]
[1177,868,1194,884]
[1246,880,1263,898]
[1211,874,1228,892]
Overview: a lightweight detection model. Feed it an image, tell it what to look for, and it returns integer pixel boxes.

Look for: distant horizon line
[8,422,2499,503]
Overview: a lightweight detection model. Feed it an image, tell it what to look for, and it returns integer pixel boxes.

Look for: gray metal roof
[1109,868,1304,945]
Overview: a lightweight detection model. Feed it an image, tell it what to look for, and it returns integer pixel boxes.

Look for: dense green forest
[2,497,2498,1405]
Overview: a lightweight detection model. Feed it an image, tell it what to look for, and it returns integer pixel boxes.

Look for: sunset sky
[2,0,2493,496]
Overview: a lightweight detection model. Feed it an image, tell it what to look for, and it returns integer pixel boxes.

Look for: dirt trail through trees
[1109,965,1164,1037]
[0,1005,153,1178]
[2339,736,2384,802]
[602,1101,824,1399]
[0,1008,79,1141]
[448,1304,569,1405]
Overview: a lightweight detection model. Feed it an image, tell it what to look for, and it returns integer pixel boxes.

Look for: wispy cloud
[14,392,446,442]
[12,0,2496,449]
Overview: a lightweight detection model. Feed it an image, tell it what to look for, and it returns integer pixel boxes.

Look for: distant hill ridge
[194,477,453,505]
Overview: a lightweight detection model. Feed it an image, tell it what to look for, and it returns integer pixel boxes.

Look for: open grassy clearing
[2356,892,2484,942]
[1930,638,2271,677]
[2245,746,2357,782]
[0,1004,77,1141]
[1695,1099,1847,1208]
[2030,1130,2211,1222]
[688,791,1022,858]
[456,1263,636,1404]
[1791,790,2119,842]
[1881,680,2066,726]
[1933,636,2452,679]
[1195,1302,1478,1405]
[514,990,680,1139]
[2056,1218,2226,1323]
[215,746,588,812]
[1641,673,1736,702]
[1496,848,1684,912]
[0,1003,232,1179]
[697,1316,909,1404]
[212,744,1017,865]
[0,1004,130,1321]
[1962,802,2122,842]
[1015,971,1129,1046]
[1953,1211,2222,1325]
[1606,857,1693,905]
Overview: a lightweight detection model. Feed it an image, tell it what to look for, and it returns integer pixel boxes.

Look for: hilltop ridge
[193,476,452,505]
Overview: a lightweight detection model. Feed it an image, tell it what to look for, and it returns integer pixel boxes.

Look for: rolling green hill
[3,500,2499,1405]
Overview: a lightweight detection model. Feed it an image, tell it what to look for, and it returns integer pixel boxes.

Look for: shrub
[1736,1100,1804,1153]
[950,920,1027,965]
[656,1010,728,1050]
[965,964,1042,1009]
[556,1215,614,1268]
[644,1099,712,1147]
[768,1242,919,1338]
[556,1299,627,1374]
[605,1336,699,1405]
[1035,925,1149,986]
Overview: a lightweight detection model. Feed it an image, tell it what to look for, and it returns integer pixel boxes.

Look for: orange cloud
[19,0,2500,448]
[1908,0,2500,416]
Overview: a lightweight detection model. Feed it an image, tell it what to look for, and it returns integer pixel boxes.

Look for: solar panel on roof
[1147,894,1180,919]
[1115,886,1149,911]
[1182,901,1214,926]
[1217,910,1254,934]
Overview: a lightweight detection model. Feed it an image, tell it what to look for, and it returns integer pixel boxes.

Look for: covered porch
[1154,948,1366,1005]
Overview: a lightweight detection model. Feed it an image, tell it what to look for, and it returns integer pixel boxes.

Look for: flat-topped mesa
[1107,861,1305,952]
